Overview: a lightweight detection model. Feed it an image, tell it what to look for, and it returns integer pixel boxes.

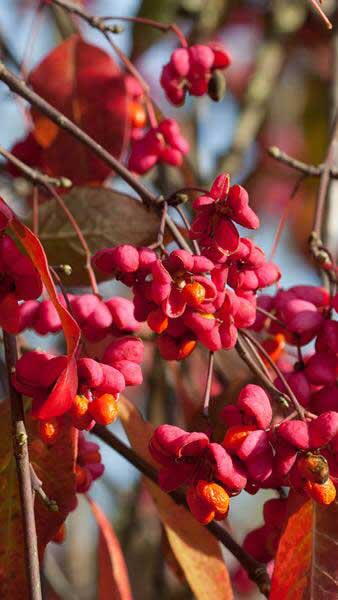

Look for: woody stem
[202,351,214,417]
[3,331,42,600]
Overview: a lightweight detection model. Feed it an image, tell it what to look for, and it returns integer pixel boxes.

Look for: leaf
[30,417,78,550]
[119,396,233,600]
[0,196,81,418]
[0,401,77,598]
[270,492,312,600]
[86,497,133,600]
[37,186,160,286]
[270,492,338,599]
[11,35,128,185]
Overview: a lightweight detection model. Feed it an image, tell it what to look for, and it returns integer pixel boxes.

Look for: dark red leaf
[11,35,128,185]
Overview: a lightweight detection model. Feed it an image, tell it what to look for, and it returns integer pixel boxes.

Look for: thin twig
[100,15,187,48]
[255,305,285,328]
[149,200,168,249]
[239,333,271,381]
[50,0,124,34]
[235,335,290,409]
[32,185,39,236]
[45,184,99,295]
[240,330,305,419]
[49,266,74,316]
[92,424,270,597]
[174,205,200,255]
[101,30,157,128]
[202,351,214,417]
[0,144,72,188]
[30,464,59,512]
[308,0,332,30]
[0,61,191,254]
[268,146,338,178]
[3,331,42,600]
[309,115,338,284]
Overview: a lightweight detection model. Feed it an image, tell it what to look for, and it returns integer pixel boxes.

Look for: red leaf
[86,496,133,600]
[30,417,78,551]
[11,35,128,185]
[270,492,312,600]
[270,491,338,599]
[0,197,81,418]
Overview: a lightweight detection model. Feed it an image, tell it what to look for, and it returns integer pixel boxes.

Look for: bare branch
[3,331,42,600]
[268,146,338,178]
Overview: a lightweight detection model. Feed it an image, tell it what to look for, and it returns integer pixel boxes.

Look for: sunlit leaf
[270,491,338,599]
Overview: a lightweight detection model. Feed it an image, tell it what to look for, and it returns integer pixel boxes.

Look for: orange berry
[71,394,89,418]
[69,394,93,430]
[178,336,197,360]
[304,478,336,505]
[88,393,119,425]
[196,480,230,519]
[222,425,257,452]
[261,334,285,365]
[186,481,230,524]
[183,282,206,307]
[39,418,60,445]
[297,453,329,485]
[147,309,169,334]
[186,485,215,525]
[51,523,66,544]
[129,101,146,128]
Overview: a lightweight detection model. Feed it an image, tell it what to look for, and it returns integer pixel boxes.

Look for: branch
[92,424,271,597]
[50,0,123,35]
[240,330,305,419]
[268,146,338,178]
[309,115,338,285]
[202,351,214,417]
[0,61,192,254]
[30,464,59,512]
[235,335,290,409]
[3,331,42,600]
[308,0,332,30]
[0,144,72,188]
